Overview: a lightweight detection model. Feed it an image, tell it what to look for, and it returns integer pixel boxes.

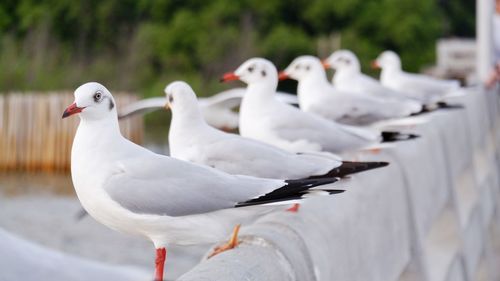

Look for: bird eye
[248,66,254,72]
[295,64,301,70]
[93,91,102,102]
[168,95,174,103]
[305,65,310,71]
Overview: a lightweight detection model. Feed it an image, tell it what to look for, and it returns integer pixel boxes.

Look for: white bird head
[373,50,401,70]
[280,55,326,82]
[164,81,199,113]
[62,82,117,120]
[221,58,278,86]
[323,50,361,72]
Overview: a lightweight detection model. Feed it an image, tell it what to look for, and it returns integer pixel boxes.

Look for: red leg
[286,203,300,212]
[155,248,167,281]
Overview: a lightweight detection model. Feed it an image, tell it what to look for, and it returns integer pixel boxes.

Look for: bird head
[164,81,199,113]
[221,58,278,86]
[322,50,360,72]
[63,82,117,120]
[373,50,401,70]
[280,55,326,82]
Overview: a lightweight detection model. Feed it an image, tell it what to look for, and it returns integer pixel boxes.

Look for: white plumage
[223,58,387,153]
[324,50,423,108]
[374,50,461,106]
[282,55,422,126]
[65,82,341,249]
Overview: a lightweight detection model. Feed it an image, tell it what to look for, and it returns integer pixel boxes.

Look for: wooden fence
[0,92,143,172]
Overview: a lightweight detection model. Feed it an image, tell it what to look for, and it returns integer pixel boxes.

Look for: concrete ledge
[178,87,500,281]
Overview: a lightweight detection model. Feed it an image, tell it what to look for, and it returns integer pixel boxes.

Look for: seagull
[323,50,424,107]
[165,81,388,180]
[62,82,342,281]
[118,87,298,131]
[373,50,462,108]
[280,55,422,126]
[221,58,417,154]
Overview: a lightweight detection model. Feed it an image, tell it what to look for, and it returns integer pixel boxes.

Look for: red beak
[220,72,239,83]
[321,60,331,69]
[278,71,289,81]
[371,60,380,69]
[62,102,84,119]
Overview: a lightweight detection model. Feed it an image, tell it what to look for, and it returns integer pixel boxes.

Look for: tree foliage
[0,0,474,96]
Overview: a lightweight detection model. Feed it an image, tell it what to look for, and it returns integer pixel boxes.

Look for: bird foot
[286,203,300,212]
[207,224,241,259]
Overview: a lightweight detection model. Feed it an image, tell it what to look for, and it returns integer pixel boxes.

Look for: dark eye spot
[305,65,310,71]
[295,64,301,70]
[248,66,254,72]
[93,91,102,102]
[168,95,174,103]
[261,70,266,77]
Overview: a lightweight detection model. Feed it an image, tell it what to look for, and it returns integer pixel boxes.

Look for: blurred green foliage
[0,0,474,98]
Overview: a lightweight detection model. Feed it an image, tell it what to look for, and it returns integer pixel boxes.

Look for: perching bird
[373,50,462,108]
[221,58,417,154]
[322,50,424,107]
[63,82,343,281]
[280,55,422,126]
[166,81,388,180]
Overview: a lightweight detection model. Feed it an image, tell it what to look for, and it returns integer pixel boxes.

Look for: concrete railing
[178,87,500,281]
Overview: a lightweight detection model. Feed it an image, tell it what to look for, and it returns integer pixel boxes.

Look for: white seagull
[280,55,422,126]
[165,81,388,180]
[323,50,424,107]
[62,82,342,281]
[373,50,461,107]
[221,58,417,154]
[118,87,298,131]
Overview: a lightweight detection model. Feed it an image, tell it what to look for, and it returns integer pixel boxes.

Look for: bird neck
[170,105,208,134]
[74,118,123,150]
[334,67,358,84]
[244,81,278,102]
[299,71,331,92]
[380,65,401,81]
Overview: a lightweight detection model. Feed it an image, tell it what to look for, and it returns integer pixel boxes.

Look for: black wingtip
[235,188,345,207]
[308,161,389,179]
[381,131,420,143]
[436,102,465,110]
[235,177,339,207]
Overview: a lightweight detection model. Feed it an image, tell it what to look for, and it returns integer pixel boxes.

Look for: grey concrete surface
[179,87,500,281]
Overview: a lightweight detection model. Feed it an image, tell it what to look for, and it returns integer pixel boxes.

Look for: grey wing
[199,88,244,108]
[103,155,282,217]
[118,97,167,119]
[200,88,298,109]
[272,103,378,145]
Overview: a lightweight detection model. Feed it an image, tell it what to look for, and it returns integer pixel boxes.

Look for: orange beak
[321,60,331,69]
[278,71,289,81]
[62,102,84,119]
[220,72,239,83]
[371,60,380,69]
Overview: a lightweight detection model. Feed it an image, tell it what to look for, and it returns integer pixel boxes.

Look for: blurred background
[0,0,488,280]
[0,0,475,96]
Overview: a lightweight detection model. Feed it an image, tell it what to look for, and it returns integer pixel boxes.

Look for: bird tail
[412,102,465,116]
[435,102,464,110]
[381,131,419,142]
[308,161,389,179]
[235,177,342,207]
